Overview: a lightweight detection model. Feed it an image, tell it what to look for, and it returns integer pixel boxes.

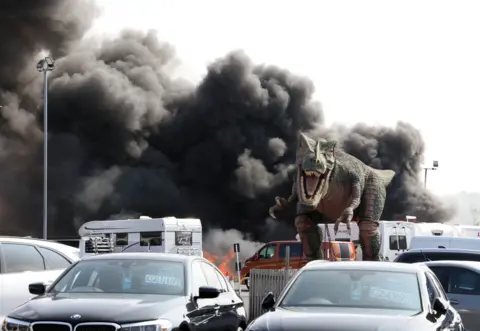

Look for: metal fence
[248,268,299,320]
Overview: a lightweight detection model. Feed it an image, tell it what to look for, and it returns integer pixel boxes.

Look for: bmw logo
[71,314,82,320]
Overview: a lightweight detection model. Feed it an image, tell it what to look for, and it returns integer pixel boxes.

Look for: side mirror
[29,282,46,295]
[261,292,276,311]
[433,297,447,317]
[197,286,220,300]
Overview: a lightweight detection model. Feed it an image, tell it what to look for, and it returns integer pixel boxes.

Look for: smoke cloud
[0,0,453,248]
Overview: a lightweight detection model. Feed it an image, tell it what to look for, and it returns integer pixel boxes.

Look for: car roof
[303,261,426,273]
[0,236,79,252]
[80,252,201,262]
[420,260,480,271]
[405,248,480,254]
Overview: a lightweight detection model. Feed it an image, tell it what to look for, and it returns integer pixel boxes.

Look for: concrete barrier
[248,268,299,320]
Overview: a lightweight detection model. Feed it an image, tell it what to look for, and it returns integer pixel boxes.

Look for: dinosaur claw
[269,208,277,220]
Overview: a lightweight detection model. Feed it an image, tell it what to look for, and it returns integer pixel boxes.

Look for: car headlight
[2,317,30,331]
[120,319,172,331]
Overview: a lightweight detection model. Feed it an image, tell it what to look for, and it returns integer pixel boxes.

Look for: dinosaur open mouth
[301,170,328,199]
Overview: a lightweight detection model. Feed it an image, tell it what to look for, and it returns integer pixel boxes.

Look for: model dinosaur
[269,132,395,261]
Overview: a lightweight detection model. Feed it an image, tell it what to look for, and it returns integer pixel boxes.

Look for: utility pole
[423,160,438,189]
[37,57,55,240]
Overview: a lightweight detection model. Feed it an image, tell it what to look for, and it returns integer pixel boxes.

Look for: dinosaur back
[373,169,395,187]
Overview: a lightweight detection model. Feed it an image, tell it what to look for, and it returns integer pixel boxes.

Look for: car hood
[249,307,427,331]
[9,293,187,324]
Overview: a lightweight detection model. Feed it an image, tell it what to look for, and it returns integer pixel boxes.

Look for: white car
[0,237,80,318]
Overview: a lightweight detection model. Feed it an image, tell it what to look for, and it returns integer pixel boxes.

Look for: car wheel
[245,275,249,290]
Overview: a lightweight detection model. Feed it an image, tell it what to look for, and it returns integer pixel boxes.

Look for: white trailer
[78,216,202,258]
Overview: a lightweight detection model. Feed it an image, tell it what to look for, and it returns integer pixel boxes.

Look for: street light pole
[37,57,55,240]
[423,160,438,189]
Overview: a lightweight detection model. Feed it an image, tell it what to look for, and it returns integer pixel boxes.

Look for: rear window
[395,251,480,263]
[279,243,303,258]
[389,235,407,250]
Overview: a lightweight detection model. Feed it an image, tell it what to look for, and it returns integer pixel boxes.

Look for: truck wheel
[245,275,250,290]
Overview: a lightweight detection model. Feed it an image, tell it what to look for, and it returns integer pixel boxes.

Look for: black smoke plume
[0,0,453,244]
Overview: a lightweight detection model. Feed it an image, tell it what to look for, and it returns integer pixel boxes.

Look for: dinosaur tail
[374,169,395,187]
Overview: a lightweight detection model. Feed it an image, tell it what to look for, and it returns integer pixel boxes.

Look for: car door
[186,260,221,331]
[211,266,244,331]
[424,271,462,331]
[430,266,480,331]
[0,243,51,317]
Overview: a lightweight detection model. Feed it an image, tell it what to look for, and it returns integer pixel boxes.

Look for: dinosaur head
[296,132,336,207]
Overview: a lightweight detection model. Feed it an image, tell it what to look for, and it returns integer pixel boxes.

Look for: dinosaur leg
[358,220,380,261]
[358,174,386,261]
[295,213,323,261]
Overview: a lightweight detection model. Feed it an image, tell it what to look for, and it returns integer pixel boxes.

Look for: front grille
[75,325,116,331]
[33,324,71,331]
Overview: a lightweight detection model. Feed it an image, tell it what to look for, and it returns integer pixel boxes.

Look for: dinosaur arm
[347,180,362,211]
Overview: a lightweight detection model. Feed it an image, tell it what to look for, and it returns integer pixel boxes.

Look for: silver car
[420,260,480,331]
[0,237,80,318]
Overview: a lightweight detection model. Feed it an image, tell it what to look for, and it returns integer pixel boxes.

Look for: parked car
[394,248,480,263]
[420,260,480,331]
[5,252,247,331]
[247,261,464,330]
[240,241,306,289]
[0,236,80,318]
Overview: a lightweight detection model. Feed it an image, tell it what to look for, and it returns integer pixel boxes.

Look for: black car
[246,261,464,331]
[394,248,480,263]
[3,252,247,331]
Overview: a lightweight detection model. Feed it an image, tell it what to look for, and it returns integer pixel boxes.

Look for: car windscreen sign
[175,231,192,246]
[144,274,182,286]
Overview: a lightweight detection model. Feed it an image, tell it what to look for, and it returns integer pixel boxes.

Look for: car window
[191,261,209,292]
[279,243,303,258]
[425,272,441,306]
[428,266,450,291]
[258,244,276,259]
[428,252,480,262]
[213,268,228,292]
[1,243,45,273]
[37,247,71,270]
[449,267,480,295]
[200,262,222,289]
[280,269,421,313]
[427,271,447,300]
[51,259,185,295]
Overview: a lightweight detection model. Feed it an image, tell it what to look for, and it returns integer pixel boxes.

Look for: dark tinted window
[200,263,222,289]
[1,244,45,273]
[428,266,449,290]
[389,235,407,250]
[395,251,480,263]
[279,243,303,258]
[38,247,71,269]
[449,267,480,295]
[115,233,128,246]
[140,232,163,246]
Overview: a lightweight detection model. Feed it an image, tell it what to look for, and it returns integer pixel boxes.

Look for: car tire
[245,275,249,290]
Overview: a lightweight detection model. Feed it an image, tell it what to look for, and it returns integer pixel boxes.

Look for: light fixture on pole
[423,160,438,189]
[37,56,55,240]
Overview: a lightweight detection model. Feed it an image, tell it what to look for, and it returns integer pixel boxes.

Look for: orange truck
[240,240,355,289]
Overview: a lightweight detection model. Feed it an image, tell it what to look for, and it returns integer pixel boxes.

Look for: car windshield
[50,259,185,295]
[280,269,422,313]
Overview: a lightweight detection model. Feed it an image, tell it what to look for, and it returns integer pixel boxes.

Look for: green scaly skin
[269,132,395,261]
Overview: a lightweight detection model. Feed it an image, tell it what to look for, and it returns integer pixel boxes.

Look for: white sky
[89,0,479,195]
